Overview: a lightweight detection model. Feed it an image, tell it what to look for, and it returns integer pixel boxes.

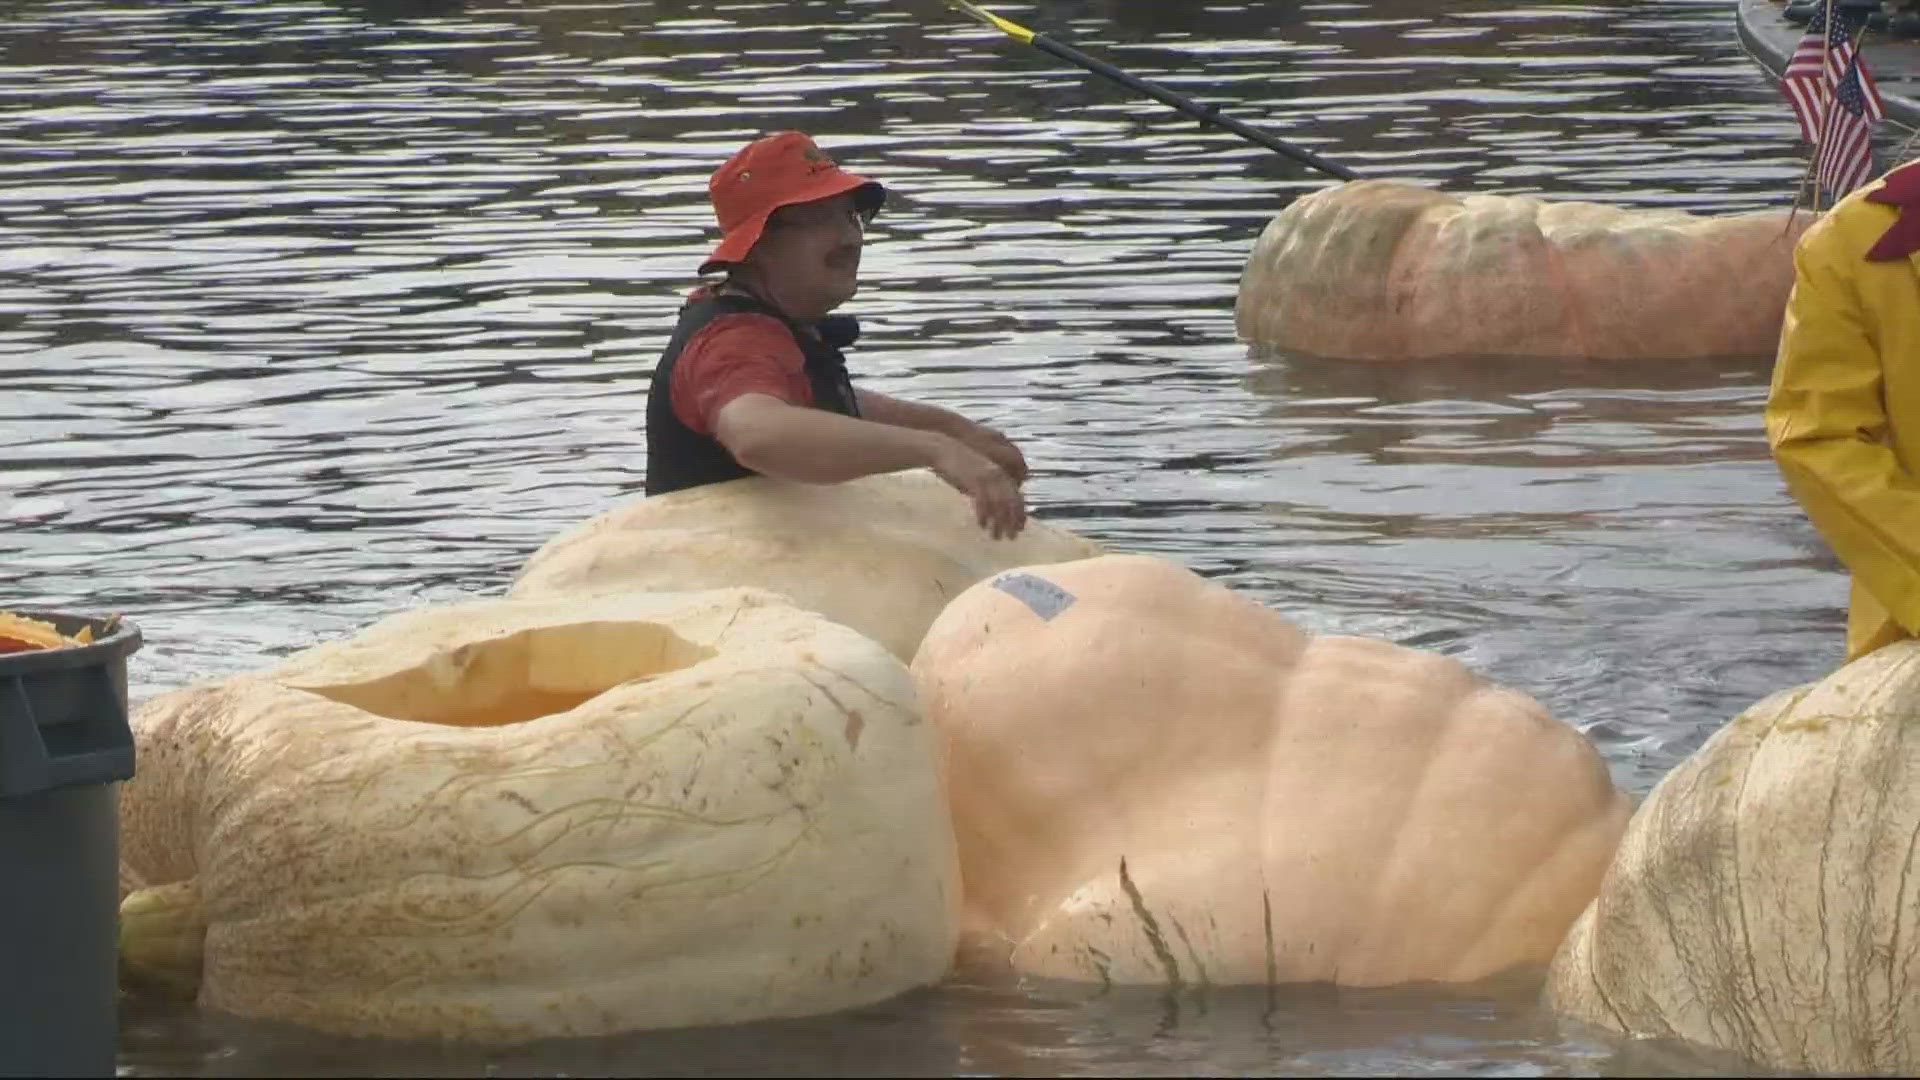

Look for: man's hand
[953,422,1029,486]
[928,437,1027,540]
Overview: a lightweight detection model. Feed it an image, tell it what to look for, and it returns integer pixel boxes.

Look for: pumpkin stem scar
[1118,856,1182,994]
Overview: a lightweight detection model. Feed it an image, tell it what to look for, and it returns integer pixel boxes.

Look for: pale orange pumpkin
[911,553,1631,986]
[1237,180,1808,361]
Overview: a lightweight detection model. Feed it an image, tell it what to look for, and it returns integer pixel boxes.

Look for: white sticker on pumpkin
[991,573,1076,621]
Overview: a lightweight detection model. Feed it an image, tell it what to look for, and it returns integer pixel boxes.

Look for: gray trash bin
[0,611,141,1079]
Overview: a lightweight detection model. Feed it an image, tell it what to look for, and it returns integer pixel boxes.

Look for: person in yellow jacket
[1768,157,1920,662]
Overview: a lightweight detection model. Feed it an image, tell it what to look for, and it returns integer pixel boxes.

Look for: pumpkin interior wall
[296,622,717,727]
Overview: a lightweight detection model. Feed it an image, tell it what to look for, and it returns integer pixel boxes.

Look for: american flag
[1816,51,1884,197]
[1780,2,1885,198]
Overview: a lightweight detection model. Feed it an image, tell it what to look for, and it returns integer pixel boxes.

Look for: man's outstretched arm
[855,387,1029,485]
[713,393,1027,538]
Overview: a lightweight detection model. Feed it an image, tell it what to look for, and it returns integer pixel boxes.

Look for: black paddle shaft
[1030,32,1361,182]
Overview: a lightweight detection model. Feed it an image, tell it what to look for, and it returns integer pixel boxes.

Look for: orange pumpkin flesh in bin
[0,612,96,653]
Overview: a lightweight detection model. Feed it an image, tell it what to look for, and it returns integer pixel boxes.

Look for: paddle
[935,0,1361,182]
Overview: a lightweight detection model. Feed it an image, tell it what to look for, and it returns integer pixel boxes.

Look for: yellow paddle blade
[940,0,1037,44]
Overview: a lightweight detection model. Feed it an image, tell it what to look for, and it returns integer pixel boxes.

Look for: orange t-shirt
[670,306,813,436]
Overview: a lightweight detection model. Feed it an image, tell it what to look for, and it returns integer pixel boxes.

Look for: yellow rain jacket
[1768,160,1920,661]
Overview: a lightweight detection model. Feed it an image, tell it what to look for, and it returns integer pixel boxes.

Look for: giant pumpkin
[116,589,958,1042]
[911,553,1631,986]
[509,469,1101,662]
[1237,180,1808,361]
[1547,640,1920,1074]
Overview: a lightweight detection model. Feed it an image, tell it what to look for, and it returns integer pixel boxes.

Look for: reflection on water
[0,0,1838,1073]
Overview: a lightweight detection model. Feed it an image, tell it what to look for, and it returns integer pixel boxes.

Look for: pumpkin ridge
[1355,656,1467,981]
[1815,723,1843,1024]
[1584,932,1632,1033]
[1729,714,1785,1058]
[1531,213,1594,361]
[1451,764,1622,982]
[1380,199,1443,360]
[1881,764,1920,1044]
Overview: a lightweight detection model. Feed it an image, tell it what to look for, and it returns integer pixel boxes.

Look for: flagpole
[1814,30,1827,215]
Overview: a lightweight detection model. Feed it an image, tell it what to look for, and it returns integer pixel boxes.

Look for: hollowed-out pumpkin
[117,589,958,1042]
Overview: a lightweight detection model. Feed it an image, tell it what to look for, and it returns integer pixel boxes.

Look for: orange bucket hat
[698,131,886,275]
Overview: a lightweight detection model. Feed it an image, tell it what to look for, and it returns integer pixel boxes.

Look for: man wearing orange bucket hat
[645,131,1029,539]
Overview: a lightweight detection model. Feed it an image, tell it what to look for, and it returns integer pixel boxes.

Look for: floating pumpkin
[117,589,958,1042]
[509,469,1101,662]
[1546,640,1920,1074]
[911,554,1630,986]
[1237,180,1808,361]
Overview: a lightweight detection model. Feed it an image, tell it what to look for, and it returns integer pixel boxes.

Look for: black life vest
[645,290,862,497]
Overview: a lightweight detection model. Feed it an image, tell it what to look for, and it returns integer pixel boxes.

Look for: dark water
[0,0,1846,1073]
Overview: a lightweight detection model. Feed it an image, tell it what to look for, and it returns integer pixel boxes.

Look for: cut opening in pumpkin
[294,621,717,727]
